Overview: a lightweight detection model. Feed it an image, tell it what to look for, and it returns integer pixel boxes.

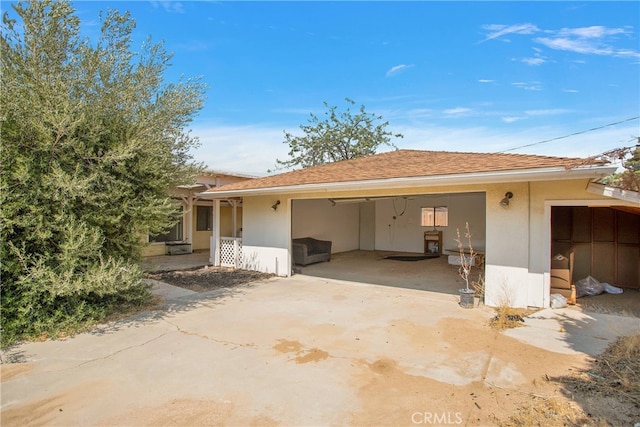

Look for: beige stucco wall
[374,193,485,253]
[291,192,485,254]
[484,182,531,307]
[359,202,376,250]
[240,196,291,275]
[292,199,360,253]
[192,204,210,251]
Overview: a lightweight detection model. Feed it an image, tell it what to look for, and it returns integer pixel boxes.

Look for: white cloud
[150,1,185,14]
[500,109,571,124]
[563,89,579,93]
[443,107,472,116]
[534,25,640,59]
[557,25,628,39]
[536,37,612,55]
[393,123,637,158]
[189,124,290,176]
[518,47,548,66]
[479,23,539,43]
[521,57,546,66]
[404,108,434,120]
[478,79,495,83]
[386,64,414,77]
[512,81,542,91]
[524,109,572,116]
[481,22,639,59]
[502,116,526,123]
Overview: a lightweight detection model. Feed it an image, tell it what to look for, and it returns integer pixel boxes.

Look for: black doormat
[384,254,440,261]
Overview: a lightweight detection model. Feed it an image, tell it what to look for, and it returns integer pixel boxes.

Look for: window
[197,205,213,231]
[421,207,448,227]
[150,207,184,243]
[149,206,184,243]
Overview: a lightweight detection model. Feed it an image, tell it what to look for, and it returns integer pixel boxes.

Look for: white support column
[231,199,238,238]
[212,199,221,266]
[181,194,194,244]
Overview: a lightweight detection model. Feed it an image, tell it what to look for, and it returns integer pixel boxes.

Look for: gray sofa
[292,237,332,266]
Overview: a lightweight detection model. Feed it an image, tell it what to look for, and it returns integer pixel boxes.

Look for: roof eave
[177,184,207,190]
[587,182,640,204]
[197,164,618,198]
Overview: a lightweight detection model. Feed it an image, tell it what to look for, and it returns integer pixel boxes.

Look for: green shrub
[1,1,203,346]
[1,253,151,346]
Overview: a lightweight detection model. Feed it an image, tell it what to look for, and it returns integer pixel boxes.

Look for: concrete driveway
[2,275,639,426]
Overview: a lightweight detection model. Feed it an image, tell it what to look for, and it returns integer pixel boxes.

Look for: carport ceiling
[610,206,640,216]
[328,195,414,205]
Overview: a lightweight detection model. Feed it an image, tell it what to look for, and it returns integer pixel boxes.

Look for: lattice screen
[219,238,243,268]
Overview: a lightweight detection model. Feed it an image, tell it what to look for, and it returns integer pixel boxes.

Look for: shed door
[551,206,640,289]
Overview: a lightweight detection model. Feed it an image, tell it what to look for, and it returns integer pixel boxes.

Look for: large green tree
[275,98,403,170]
[0,1,205,345]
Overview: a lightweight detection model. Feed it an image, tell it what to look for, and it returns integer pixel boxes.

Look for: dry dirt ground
[147,267,275,293]
[1,268,638,426]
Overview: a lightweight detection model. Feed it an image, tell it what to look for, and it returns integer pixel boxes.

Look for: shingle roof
[204,149,592,193]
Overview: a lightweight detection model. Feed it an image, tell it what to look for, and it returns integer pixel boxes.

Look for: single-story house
[198,149,640,308]
[142,170,254,256]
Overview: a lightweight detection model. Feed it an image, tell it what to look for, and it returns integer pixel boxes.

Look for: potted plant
[455,222,476,308]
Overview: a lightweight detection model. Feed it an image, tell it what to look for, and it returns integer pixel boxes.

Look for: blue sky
[28,2,640,174]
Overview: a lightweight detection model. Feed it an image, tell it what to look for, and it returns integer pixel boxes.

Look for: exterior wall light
[500,192,513,207]
[271,200,281,211]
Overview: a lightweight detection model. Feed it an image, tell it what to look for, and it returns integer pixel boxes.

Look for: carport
[290,192,486,296]
[291,193,486,255]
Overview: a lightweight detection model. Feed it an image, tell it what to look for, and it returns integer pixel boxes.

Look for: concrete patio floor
[2,274,639,426]
[298,250,472,296]
[302,251,640,317]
